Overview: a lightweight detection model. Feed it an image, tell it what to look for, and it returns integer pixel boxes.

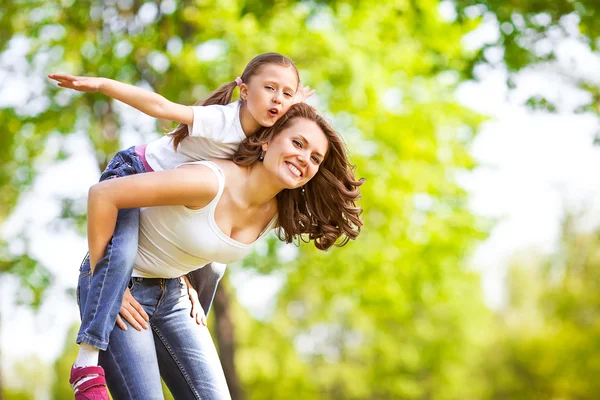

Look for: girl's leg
[77,146,147,351]
[153,278,231,400]
[72,147,148,397]
[100,277,164,399]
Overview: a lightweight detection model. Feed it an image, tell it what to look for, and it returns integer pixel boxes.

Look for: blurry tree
[52,324,79,399]
[453,0,600,143]
[1,0,490,398]
[454,0,600,71]
[480,215,600,398]
[0,355,51,399]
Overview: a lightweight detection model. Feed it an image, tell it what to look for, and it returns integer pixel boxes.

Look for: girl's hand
[48,73,104,92]
[183,277,207,326]
[294,83,316,104]
[116,287,150,331]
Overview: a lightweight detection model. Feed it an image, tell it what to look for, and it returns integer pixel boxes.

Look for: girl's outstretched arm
[86,165,219,272]
[48,74,193,125]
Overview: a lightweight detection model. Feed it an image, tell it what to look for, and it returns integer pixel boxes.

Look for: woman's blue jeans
[78,260,231,399]
[76,146,226,351]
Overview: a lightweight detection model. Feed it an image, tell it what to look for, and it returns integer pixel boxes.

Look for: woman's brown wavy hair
[234,103,364,250]
[169,52,299,149]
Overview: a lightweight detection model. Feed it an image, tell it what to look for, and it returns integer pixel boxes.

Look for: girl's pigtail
[169,81,238,150]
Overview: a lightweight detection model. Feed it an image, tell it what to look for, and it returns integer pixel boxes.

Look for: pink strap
[235,76,243,86]
[70,365,105,383]
[74,375,107,393]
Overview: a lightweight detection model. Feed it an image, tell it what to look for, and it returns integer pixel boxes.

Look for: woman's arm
[48,74,194,125]
[87,165,219,271]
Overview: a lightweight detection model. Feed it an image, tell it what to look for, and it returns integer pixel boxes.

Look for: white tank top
[132,161,278,278]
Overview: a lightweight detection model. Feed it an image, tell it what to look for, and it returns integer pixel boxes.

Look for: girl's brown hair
[234,103,364,250]
[169,52,299,149]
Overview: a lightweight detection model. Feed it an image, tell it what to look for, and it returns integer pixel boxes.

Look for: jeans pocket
[79,253,90,273]
[76,284,81,309]
[100,154,137,181]
[127,277,141,294]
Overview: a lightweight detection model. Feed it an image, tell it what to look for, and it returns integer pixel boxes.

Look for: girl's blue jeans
[78,260,231,399]
[76,146,225,351]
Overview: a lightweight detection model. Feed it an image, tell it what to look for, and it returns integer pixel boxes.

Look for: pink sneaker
[69,365,109,399]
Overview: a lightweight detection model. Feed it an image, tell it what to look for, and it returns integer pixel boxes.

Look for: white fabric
[132,161,277,278]
[144,101,246,171]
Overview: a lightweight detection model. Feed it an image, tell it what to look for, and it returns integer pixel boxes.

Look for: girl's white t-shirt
[132,161,278,278]
[144,101,245,171]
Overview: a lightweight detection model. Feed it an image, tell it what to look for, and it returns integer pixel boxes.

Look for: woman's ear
[261,143,268,152]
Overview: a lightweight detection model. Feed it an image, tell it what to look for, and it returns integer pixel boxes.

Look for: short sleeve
[188,104,232,141]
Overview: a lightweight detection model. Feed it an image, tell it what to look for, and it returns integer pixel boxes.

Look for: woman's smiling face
[261,117,329,189]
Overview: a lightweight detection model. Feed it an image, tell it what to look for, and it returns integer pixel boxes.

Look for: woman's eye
[312,156,321,164]
[293,140,302,148]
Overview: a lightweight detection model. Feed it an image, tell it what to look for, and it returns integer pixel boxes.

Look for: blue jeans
[78,261,231,399]
[76,146,225,351]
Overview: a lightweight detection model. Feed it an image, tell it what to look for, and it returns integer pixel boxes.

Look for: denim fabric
[78,262,231,399]
[76,146,148,350]
[76,146,226,351]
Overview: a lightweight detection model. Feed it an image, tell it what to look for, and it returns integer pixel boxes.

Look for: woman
[74,103,363,399]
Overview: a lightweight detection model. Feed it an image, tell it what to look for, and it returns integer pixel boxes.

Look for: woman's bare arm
[87,165,219,272]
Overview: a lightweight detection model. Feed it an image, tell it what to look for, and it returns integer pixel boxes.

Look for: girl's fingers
[57,83,78,89]
[50,74,76,82]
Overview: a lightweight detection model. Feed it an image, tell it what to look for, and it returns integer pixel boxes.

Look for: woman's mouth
[286,162,302,177]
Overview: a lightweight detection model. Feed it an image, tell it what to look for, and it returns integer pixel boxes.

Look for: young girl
[49,52,314,397]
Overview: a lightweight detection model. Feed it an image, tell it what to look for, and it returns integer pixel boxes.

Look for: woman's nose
[297,154,307,167]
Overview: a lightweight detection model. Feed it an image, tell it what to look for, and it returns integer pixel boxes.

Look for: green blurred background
[1,0,599,399]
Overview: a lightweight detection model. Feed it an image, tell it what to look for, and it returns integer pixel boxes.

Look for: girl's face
[241,64,298,128]
[261,118,329,189]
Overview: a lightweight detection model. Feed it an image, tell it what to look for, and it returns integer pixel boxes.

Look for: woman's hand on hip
[183,276,207,326]
[116,287,150,331]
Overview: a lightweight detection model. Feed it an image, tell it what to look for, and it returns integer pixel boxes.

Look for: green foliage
[454,0,600,118]
[52,324,80,399]
[481,217,600,398]
[0,241,53,309]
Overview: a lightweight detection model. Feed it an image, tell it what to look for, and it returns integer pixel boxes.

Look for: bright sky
[1,10,600,388]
